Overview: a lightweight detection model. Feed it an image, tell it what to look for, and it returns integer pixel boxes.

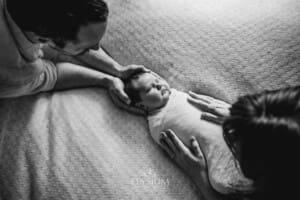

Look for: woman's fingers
[188,91,214,102]
[188,96,218,115]
[188,91,231,107]
[190,137,203,158]
[201,112,224,125]
[160,131,178,154]
[165,129,189,153]
[159,133,176,159]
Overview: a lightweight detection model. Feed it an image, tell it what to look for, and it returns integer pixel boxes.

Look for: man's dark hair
[7,0,109,48]
[223,86,300,199]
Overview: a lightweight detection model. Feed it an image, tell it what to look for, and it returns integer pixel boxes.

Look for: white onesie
[147,89,255,194]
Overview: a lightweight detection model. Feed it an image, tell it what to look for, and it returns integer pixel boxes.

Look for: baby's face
[131,72,171,110]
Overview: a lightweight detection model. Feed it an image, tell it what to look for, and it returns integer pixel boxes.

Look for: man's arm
[76,48,123,77]
[42,45,148,103]
[0,59,123,99]
[43,45,122,77]
[54,62,116,91]
[43,45,147,80]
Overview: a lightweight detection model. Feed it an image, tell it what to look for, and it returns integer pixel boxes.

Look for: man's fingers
[109,90,146,115]
[201,112,223,125]
[111,88,130,105]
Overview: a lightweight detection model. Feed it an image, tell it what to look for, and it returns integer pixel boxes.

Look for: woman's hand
[159,129,206,179]
[188,91,231,125]
[119,64,150,79]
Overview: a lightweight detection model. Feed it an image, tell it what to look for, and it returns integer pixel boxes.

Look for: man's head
[7,0,109,55]
[223,86,300,196]
[124,71,171,112]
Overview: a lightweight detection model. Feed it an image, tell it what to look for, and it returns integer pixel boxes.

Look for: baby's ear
[135,102,148,110]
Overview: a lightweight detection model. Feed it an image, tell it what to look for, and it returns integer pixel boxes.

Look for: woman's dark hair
[7,0,109,48]
[223,86,300,199]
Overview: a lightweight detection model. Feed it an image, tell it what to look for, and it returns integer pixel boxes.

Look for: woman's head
[223,86,300,198]
[7,0,108,55]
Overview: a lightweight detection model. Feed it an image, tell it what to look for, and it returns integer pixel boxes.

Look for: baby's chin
[149,95,171,112]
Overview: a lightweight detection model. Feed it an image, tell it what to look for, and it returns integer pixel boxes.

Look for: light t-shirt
[148,89,255,194]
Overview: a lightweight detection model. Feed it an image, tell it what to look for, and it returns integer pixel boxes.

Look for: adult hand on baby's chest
[159,129,207,178]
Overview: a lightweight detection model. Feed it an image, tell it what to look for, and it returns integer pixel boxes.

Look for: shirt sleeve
[0,59,58,98]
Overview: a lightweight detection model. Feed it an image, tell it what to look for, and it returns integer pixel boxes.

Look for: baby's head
[125,71,171,112]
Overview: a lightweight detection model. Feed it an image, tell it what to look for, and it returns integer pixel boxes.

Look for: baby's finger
[190,137,203,158]
[201,112,223,125]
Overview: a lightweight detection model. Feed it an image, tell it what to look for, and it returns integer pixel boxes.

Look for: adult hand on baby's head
[109,87,147,116]
[119,64,150,79]
[159,130,206,179]
[108,77,130,104]
[188,91,231,125]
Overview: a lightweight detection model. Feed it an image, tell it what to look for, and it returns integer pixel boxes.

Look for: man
[0,0,146,104]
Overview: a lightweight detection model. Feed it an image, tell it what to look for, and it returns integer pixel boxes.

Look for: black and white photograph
[0,0,300,199]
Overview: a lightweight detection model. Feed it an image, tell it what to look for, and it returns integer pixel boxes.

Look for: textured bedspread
[1,0,300,199]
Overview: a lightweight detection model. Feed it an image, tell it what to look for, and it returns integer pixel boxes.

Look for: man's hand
[119,64,150,79]
[107,77,131,104]
[108,77,147,115]
[108,89,147,116]
[188,91,231,125]
[159,129,206,179]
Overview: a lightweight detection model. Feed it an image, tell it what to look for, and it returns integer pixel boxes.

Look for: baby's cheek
[149,95,163,105]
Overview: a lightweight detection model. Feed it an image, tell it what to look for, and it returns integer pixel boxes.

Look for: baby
[124,71,255,194]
